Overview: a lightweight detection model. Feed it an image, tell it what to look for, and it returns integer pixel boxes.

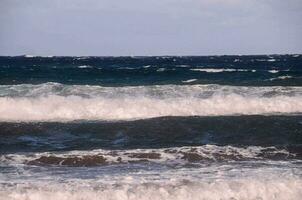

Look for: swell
[1,83,302,122]
[1,116,301,153]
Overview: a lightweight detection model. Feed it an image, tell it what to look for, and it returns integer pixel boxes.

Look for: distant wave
[268,70,279,73]
[190,68,252,73]
[23,55,54,58]
[156,68,167,72]
[270,75,293,81]
[77,65,92,69]
[182,79,197,83]
[255,58,277,62]
[268,59,276,62]
[0,83,302,121]
[190,68,297,74]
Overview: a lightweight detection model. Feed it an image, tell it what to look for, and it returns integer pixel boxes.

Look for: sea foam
[190,68,247,73]
[1,176,302,200]
[0,83,302,122]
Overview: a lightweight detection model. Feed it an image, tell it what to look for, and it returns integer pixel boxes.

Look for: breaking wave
[0,83,302,121]
[1,145,299,167]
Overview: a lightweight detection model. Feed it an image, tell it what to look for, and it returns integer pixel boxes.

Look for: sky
[0,0,301,56]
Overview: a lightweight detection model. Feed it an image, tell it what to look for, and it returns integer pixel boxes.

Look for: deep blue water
[0,55,302,86]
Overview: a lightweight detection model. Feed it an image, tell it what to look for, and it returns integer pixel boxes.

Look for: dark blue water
[1,55,301,86]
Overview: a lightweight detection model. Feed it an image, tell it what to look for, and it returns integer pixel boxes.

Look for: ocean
[0,55,302,200]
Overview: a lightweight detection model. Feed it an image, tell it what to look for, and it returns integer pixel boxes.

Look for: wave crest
[1,145,298,167]
[0,83,302,121]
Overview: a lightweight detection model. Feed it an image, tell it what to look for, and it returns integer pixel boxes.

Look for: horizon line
[0,53,301,58]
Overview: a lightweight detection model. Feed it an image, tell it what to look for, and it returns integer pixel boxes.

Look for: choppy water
[0,55,302,200]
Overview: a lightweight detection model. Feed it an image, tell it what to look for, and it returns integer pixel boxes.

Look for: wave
[270,75,293,81]
[190,68,250,73]
[268,58,276,62]
[22,55,54,58]
[181,79,197,83]
[23,54,36,58]
[77,65,92,69]
[1,145,298,167]
[268,70,279,73]
[156,68,167,72]
[1,146,302,200]
[190,68,297,74]
[0,83,302,121]
[255,58,277,62]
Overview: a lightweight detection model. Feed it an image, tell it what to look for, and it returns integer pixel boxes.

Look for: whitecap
[77,65,92,69]
[156,68,166,72]
[190,68,249,73]
[182,79,197,83]
[268,70,279,73]
[267,59,276,62]
[24,55,36,58]
[270,75,293,81]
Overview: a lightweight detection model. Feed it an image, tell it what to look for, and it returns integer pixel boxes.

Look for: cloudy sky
[0,0,301,56]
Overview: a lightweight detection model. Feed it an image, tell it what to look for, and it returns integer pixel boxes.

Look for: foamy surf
[1,159,301,200]
[0,83,302,121]
[1,177,302,200]
[1,146,302,200]
[1,145,297,167]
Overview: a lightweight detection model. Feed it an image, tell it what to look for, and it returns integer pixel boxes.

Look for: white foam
[23,55,55,58]
[177,65,189,68]
[2,145,288,165]
[75,57,90,60]
[1,145,301,200]
[270,75,293,81]
[77,65,92,69]
[0,83,302,122]
[156,68,166,72]
[182,79,197,83]
[1,176,302,200]
[24,55,36,58]
[190,68,249,73]
[268,59,276,62]
[268,70,279,73]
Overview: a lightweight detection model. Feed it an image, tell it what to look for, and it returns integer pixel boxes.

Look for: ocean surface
[0,55,302,200]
